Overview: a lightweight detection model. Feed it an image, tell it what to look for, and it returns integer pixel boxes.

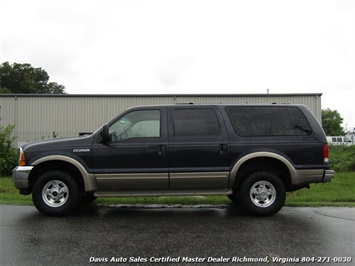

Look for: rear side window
[173,108,220,137]
[225,106,312,136]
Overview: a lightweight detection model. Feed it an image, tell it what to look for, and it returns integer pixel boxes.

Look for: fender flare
[229,152,296,186]
[32,155,99,191]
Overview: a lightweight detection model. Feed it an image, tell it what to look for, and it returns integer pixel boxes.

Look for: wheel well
[28,161,85,193]
[234,157,291,191]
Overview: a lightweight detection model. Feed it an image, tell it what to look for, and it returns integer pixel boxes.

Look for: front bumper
[12,166,33,190]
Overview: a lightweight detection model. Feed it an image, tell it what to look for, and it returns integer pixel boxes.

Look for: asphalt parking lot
[0,205,354,265]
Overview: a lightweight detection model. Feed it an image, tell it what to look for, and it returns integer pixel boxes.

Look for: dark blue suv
[13,104,334,216]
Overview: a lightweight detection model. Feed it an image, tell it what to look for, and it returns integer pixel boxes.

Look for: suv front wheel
[32,170,80,216]
[239,171,286,216]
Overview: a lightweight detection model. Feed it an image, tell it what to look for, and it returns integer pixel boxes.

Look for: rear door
[167,106,230,189]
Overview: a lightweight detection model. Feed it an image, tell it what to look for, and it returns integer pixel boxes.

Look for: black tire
[32,170,80,216]
[81,193,97,204]
[227,192,239,204]
[239,171,286,217]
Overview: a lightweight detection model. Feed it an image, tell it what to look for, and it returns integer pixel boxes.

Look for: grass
[285,172,355,207]
[0,176,32,205]
[1,172,354,207]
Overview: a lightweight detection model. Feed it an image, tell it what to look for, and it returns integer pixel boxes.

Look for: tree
[322,108,345,136]
[0,118,18,176]
[0,61,66,94]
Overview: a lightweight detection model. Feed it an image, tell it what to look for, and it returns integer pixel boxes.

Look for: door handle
[220,144,228,154]
[158,145,166,156]
[148,145,166,156]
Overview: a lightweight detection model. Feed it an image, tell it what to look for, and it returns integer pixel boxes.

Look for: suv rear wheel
[239,171,286,216]
[32,170,80,216]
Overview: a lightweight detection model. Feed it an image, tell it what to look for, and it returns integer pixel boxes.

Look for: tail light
[323,144,329,164]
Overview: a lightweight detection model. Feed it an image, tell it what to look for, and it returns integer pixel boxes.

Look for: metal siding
[0,97,16,125]
[0,94,322,147]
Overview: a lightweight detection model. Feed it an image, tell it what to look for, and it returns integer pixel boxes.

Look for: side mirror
[102,124,110,144]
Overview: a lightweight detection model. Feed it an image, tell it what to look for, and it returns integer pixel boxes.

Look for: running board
[94,189,233,197]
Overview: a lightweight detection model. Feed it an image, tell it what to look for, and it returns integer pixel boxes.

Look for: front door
[92,107,168,191]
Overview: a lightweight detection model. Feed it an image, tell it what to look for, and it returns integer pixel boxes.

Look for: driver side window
[109,110,160,142]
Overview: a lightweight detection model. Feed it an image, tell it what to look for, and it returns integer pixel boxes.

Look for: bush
[0,120,18,176]
[329,145,355,172]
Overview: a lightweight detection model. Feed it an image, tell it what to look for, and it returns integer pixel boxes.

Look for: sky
[1,0,354,131]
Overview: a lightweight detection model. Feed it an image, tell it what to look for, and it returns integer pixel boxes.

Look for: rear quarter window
[225,106,312,136]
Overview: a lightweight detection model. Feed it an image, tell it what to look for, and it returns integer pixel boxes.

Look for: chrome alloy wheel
[249,181,276,208]
[42,180,69,208]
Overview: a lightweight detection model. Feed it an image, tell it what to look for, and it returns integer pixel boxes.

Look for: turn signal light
[19,148,26,166]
